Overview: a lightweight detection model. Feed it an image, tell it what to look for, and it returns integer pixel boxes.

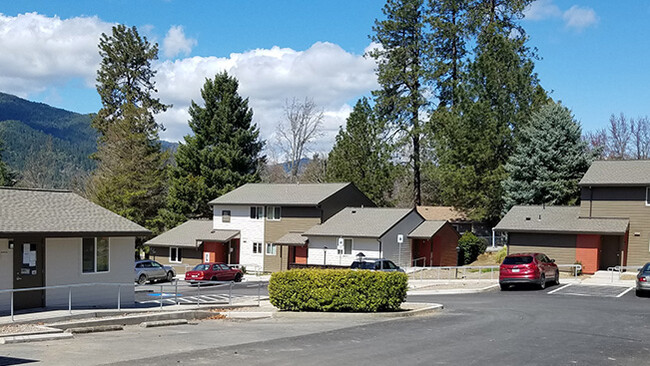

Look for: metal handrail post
[160,284,163,310]
[10,291,14,322]
[175,279,179,305]
[229,281,233,305]
[117,284,121,311]
[258,281,261,306]
[197,281,200,307]
[68,286,72,314]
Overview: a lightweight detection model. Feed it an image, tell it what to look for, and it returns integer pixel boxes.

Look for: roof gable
[579,160,650,186]
[209,183,352,206]
[303,207,414,238]
[145,220,239,247]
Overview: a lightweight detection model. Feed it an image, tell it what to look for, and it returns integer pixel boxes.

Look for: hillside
[0,92,178,189]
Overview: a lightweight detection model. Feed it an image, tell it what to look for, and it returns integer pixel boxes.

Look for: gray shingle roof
[408,220,449,239]
[274,232,308,246]
[303,207,414,239]
[494,206,629,235]
[145,220,239,248]
[579,160,650,186]
[0,187,150,236]
[208,183,351,206]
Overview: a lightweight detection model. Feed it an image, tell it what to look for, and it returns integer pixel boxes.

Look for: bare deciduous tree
[630,116,650,159]
[608,113,631,159]
[276,97,323,182]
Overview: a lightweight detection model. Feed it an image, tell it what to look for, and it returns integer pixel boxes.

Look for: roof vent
[351,210,357,214]
[538,214,542,221]
[525,217,531,221]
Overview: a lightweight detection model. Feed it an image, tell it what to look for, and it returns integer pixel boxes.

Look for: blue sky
[0,0,648,152]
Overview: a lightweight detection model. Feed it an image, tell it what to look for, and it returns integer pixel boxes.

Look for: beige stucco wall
[45,237,135,308]
[0,239,12,307]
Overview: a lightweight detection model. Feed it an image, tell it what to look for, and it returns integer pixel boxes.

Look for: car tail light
[640,277,647,282]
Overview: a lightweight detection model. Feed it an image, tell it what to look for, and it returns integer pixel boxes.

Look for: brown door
[13,237,45,310]
[600,236,620,270]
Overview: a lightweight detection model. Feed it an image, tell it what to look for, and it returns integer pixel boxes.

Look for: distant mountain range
[0,92,177,189]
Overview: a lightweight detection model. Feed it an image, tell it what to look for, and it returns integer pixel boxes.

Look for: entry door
[13,237,45,310]
[600,236,620,269]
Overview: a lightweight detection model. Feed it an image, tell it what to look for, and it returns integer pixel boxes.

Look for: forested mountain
[0,92,177,189]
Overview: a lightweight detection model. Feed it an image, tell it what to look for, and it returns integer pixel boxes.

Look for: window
[646,187,650,206]
[266,206,281,220]
[253,242,262,254]
[250,206,264,219]
[266,243,277,255]
[222,210,231,223]
[82,237,109,273]
[170,247,182,263]
[344,238,352,255]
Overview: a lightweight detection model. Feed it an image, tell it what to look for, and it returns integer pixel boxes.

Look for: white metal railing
[408,264,583,281]
[1,279,265,322]
[607,265,640,282]
[412,257,427,268]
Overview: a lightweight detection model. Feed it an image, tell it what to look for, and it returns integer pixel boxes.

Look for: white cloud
[154,41,378,154]
[523,0,561,20]
[563,5,599,31]
[162,25,196,58]
[0,12,112,96]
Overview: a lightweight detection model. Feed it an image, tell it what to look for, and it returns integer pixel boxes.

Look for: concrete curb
[65,325,124,334]
[0,326,63,338]
[0,332,73,344]
[46,310,215,330]
[140,319,188,328]
[224,312,273,320]
[408,284,499,295]
[271,302,443,319]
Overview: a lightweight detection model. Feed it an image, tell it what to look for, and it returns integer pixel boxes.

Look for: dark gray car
[636,262,650,296]
[135,259,176,285]
[350,258,405,272]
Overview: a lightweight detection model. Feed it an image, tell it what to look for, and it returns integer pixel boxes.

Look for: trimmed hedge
[268,269,408,312]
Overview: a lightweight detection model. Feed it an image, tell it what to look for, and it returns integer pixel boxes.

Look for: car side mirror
[551,259,555,263]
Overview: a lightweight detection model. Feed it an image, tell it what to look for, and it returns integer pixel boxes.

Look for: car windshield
[193,264,211,271]
[503,256,533,265]
[351,261,375,270]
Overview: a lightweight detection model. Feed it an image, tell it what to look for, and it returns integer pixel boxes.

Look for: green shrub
[458,232,488,265]
[494,245,508,264]
[268,269,408,312]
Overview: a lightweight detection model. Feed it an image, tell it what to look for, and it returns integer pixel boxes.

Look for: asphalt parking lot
[547,283,635,298]
[135,280,267,306]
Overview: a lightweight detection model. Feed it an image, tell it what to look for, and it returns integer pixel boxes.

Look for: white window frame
[169,247,182,263]
[266,243,277,255]
[250,206,264,219]
[266,206,281,221]
[253,242,262,254]
[81,237,110,274]
[222,210,231,223]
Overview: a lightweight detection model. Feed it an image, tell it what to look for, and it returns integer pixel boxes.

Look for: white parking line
[616,287,635,298]
[548,283,572,294]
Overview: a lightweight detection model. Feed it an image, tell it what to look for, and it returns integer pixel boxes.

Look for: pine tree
[503,102,594,211]
[164,72,264,226]
[327,98,394,206]
[370,0,429,206]
[0,139,15,186]
[89,25,169,232]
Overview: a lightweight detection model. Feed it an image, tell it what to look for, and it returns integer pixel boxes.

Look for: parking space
[137,293,247,305]
[547,283,634,298]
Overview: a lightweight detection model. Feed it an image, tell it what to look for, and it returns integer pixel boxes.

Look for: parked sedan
[499,253,559,290]
[636,262,650,296]
[184,263,243,284]
[135,260,176,285]
[350,258,405,272]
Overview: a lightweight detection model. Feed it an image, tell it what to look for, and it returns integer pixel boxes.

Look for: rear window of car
[642,264,650,273]
[351,261,375,270]
[503,256,533,265]
[193,264,211,271]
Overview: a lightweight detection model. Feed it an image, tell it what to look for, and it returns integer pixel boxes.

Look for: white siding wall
[45,237,135,308]
[0,239,12,306]
[213,204,264,271]
[381,210,424,268]
[307,237,381,266]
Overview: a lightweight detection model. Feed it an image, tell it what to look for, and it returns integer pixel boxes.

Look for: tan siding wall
[149,246,203,274]
[263,217,320,272]
[578,187,648,266]
[508,233,577,265]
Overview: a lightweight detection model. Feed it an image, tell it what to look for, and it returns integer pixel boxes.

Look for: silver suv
[135,260,176,285]
[350,258,404,272]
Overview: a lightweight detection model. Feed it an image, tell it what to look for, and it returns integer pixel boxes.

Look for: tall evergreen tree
[370,0,429,206]
[164,72,264,226]
[327,98,394,206]
[0,139,15,186]
[89,25,169,232]
[503,101,594,211]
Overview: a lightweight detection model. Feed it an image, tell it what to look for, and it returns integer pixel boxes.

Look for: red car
[499,253,559,290]
[185,263,243,284]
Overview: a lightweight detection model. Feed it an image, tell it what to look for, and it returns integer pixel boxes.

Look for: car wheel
[539,274,546,290]
[137,274,147,285]
[500,283,508,291]
[636,289,643,297]
[166,271,174,282]
[234,273,243,282]
[554,270,560,286]
[211,276,218,283]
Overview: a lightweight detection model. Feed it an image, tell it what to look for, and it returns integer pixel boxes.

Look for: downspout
[589,186,593,218]
[377,239,382,259]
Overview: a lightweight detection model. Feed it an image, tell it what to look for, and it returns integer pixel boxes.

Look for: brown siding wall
[320,184,375,221]
[579,186,650,266]
[263,216,320,272]
[149,246,203,274]
[508,233,577,265]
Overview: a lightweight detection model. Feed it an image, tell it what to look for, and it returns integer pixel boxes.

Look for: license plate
[511,269,520,273]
